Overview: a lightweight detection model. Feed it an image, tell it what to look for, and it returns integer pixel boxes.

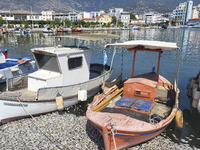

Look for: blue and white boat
[0,49,37,84]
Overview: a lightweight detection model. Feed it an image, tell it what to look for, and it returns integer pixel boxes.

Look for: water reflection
[0,28,200,148]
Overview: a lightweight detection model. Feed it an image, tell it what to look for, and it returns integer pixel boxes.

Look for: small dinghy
[0,45,113,123]
[86,40,183,149]
[0,49,37,84]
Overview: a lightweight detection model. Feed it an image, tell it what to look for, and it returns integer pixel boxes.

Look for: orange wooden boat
[86,40,182,150]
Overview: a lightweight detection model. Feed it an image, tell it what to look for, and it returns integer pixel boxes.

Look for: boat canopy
[104,40,179,51]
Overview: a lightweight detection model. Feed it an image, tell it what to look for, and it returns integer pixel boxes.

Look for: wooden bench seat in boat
[101,107,150,123]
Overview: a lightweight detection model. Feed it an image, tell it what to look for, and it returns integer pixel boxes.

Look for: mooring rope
[110,122,117,150]
[17,97,68,150]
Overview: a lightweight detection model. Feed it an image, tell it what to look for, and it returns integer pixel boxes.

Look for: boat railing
[7,75,28,91]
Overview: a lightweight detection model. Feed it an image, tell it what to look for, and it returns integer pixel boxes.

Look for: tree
[117,21,123,27]
[112,16,116,25]
[0,17,6,26]
[130,13,136,19]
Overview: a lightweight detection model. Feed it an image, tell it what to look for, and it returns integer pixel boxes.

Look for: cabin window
[34,53,60,73]
[68,57,82,70]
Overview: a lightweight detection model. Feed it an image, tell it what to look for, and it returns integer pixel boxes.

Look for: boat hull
[93,122,167,150]
[0,84,101,123]
[0,69,112,123]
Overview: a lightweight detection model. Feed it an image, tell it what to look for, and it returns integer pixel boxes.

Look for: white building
[120,12,130,26]
[54,13,69,21]
[192,4,200,19]
[145,12,169,24]
[42,11,55,21]
[172,1,193,25]
[109,8,123,21]
[0,11,14,20]
[81,11,104,19]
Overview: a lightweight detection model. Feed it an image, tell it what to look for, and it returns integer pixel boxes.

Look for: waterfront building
[109,8,123,21]
[67,12,80,22]
[95,13,112,25]
[0,10,41,21]
[130,19,145,25]
[192,4,200,18]
[120,12,130,26]
[81,11,104,19]
[172,1,193,25]
[54,12,69,21]
[144,12,169,24]
[42,10,55,21]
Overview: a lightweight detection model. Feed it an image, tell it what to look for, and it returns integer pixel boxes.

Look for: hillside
[0,0,199,14]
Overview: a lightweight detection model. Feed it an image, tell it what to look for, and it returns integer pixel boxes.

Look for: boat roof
[104,40,179,51]
[31,46,91,55]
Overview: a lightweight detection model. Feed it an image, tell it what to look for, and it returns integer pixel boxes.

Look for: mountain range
[0,0,200,14]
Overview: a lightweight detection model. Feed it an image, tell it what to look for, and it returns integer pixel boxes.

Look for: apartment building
[172,1,193,25]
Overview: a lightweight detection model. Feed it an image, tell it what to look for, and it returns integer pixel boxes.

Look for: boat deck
[89,73,174,131]
[0,88,36,101]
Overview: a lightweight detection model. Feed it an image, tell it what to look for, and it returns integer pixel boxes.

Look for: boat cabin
[28,46,92,92]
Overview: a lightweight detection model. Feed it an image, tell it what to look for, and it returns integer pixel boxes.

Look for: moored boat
[57,28,68,33]
[187,72,200,112]
[0,44,113,123]
[72,28,83,32]
[0,49,37,84]
[86,40,182,149]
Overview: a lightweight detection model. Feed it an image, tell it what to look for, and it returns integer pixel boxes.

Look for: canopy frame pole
[121,48,124,75]
[156,50,161,81]
[131,50,137,78]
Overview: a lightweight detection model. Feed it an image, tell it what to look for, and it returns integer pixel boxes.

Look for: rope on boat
[16,97,68,150]
[110,122,117,150]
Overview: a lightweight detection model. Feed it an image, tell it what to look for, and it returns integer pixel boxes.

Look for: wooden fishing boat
[0,45,112,124]
[57,28,68,33]
[0,49,37,84]
[86,40,182,150]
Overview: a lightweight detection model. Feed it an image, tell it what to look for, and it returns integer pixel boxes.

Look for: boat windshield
[33,53,60,73]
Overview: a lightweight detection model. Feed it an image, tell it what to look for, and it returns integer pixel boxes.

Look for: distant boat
[20,28,31,36]
[120,26,131,30]
[86,40,183,150]
[57,28,68,33]
[72,28,83,32]
[0,49,37,84]
[131,26,140,30]
[0,44,112,123]
[43,27,55,33]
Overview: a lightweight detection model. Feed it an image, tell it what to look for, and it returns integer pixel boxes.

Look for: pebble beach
[0,108,197,150]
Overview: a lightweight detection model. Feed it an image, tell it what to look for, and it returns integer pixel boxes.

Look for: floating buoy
[175,109,183,128]
[56,92,64,114]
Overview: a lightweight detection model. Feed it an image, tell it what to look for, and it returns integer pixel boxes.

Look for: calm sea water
[0,28,200,148]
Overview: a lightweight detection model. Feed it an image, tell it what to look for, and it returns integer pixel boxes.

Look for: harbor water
[0,28,200,149]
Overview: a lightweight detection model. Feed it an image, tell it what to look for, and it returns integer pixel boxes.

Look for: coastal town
[0,0,199,31]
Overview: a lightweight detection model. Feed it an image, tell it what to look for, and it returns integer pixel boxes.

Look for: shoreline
[0,110,196,150]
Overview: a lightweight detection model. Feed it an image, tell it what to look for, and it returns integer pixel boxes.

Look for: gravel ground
[0,110,197,150]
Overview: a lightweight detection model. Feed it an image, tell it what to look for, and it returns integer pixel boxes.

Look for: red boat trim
[108,125,167,137]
